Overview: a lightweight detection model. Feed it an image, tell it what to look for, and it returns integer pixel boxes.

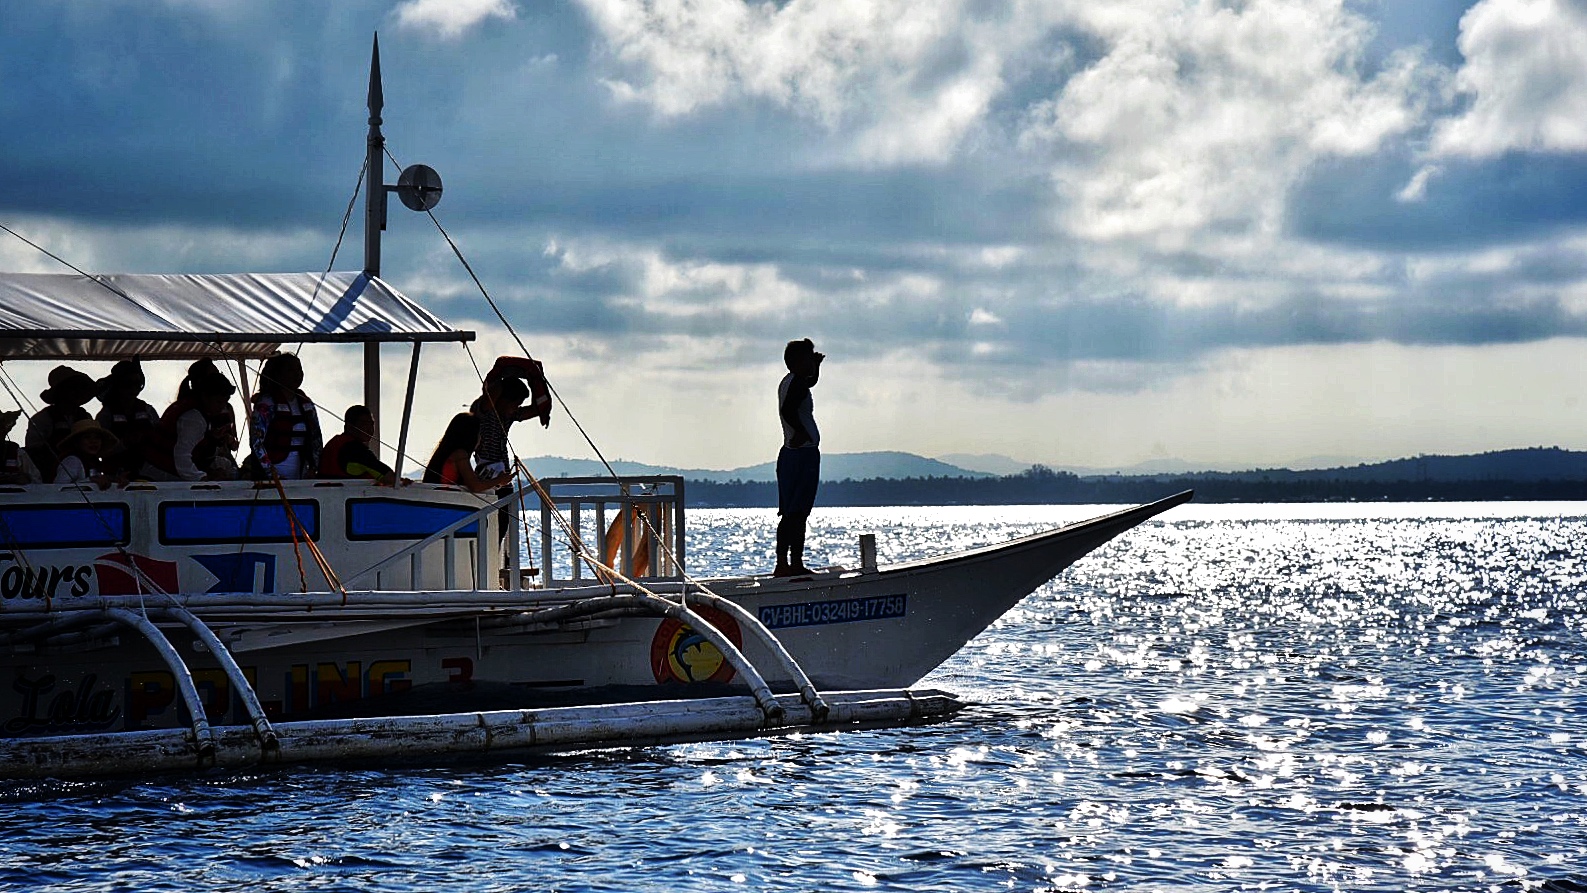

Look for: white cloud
[544,236,809,320]
[1021,1,1433,246]
[633,253,804,319]
[394,0,516,41]
[818,338,1587,470]
[575,0,1065,164]
[574,0,1439,261]
[1430,0,1587,157]
[0,216,325,276]
[1397,164,1440,202]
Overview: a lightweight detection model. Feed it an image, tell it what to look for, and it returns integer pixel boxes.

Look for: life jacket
[440,454,463,486]
[320,433,353,477]
[147,399,229,476]
[56,453,105,483]
[1,442,21,477]
[27,405,89,482]
[99,401,159,445]
[256,393,313,464]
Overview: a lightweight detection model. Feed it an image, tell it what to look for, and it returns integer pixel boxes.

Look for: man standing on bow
[775,338,824,577]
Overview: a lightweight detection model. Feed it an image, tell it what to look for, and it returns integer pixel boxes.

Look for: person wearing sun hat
[0,409,40,485]
[53,418,119,487]
[26,365,97,481]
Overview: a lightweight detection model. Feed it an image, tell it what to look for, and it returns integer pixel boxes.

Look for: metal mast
[364,33,386,278]
[363,34,387,449]
[358,35,443,466]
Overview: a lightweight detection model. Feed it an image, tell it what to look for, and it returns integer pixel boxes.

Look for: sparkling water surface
[4,502,1586,892]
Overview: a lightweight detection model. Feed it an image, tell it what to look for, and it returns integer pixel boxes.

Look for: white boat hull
[0,492,1190,737]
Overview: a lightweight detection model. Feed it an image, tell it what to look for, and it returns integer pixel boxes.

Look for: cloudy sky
[2,0,1586,473]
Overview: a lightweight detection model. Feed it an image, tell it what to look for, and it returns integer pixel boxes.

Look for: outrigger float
[0,41,1191,780]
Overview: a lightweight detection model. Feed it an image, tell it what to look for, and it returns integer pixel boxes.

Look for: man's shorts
[777,446,820,517]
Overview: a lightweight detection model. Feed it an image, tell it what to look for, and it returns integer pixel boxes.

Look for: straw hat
[56,419,119,453]
[39,366,98,407]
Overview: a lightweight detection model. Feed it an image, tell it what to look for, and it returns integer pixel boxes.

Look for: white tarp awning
[0,271,474,360]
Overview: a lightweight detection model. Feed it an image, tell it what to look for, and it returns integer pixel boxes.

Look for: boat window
[346,498,479,541]
[0,504,130,548]
[159,500,320,545]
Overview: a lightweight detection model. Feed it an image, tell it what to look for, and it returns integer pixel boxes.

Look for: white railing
[536,476,685,586]
[344,488,520,591]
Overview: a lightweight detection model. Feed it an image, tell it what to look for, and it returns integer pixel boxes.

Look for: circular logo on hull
[650,607,743,684]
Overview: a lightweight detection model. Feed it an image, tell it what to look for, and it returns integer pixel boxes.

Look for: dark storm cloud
[2,0,1586,381]
[454,167,1048,247]
[0,3,356,226]
[0,1,1039,262]
[1291,153,1587,251]
[0,1,594,230]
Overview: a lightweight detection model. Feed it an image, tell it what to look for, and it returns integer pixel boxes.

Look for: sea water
[3,502,1585,892]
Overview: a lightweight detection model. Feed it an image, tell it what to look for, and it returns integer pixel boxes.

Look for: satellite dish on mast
[396,164,443,211]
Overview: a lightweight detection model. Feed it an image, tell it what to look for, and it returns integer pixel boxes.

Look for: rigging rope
[378,147,630,498]
[0,158,413,613]
[268,471,346,600]
[0,140,685,615]
[0,222,205,345]
[296,158,370,348]
[0,362,180,611]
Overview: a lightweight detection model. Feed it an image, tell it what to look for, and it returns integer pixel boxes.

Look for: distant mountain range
[523,446,1587,485]
[523,451,996,483]
[936,452,1032,476]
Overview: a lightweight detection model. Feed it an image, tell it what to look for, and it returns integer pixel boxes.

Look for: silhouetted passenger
[26,365,96,482]
[774,338,824,577]
[424,412,509,493]
[321,404,395,484]
[470,355,552,479]
[248,353,322,480]
[53,419,117,487]
[96,359,160,478]
[471,356,552,554]
[0,409,41,485]
[146,360,239,482]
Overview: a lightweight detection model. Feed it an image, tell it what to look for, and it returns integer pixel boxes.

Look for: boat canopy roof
[0,271,474,360]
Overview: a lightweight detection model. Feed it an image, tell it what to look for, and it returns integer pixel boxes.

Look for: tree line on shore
[683,464,1587,507]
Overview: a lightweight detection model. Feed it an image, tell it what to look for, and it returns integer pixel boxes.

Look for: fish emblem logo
[649,606,743,684]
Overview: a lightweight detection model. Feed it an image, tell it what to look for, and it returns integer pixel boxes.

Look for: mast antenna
[358,33,444,460]
[363,33,443,278]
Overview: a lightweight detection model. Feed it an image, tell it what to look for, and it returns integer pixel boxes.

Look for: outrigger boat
[0,42,1191,780]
